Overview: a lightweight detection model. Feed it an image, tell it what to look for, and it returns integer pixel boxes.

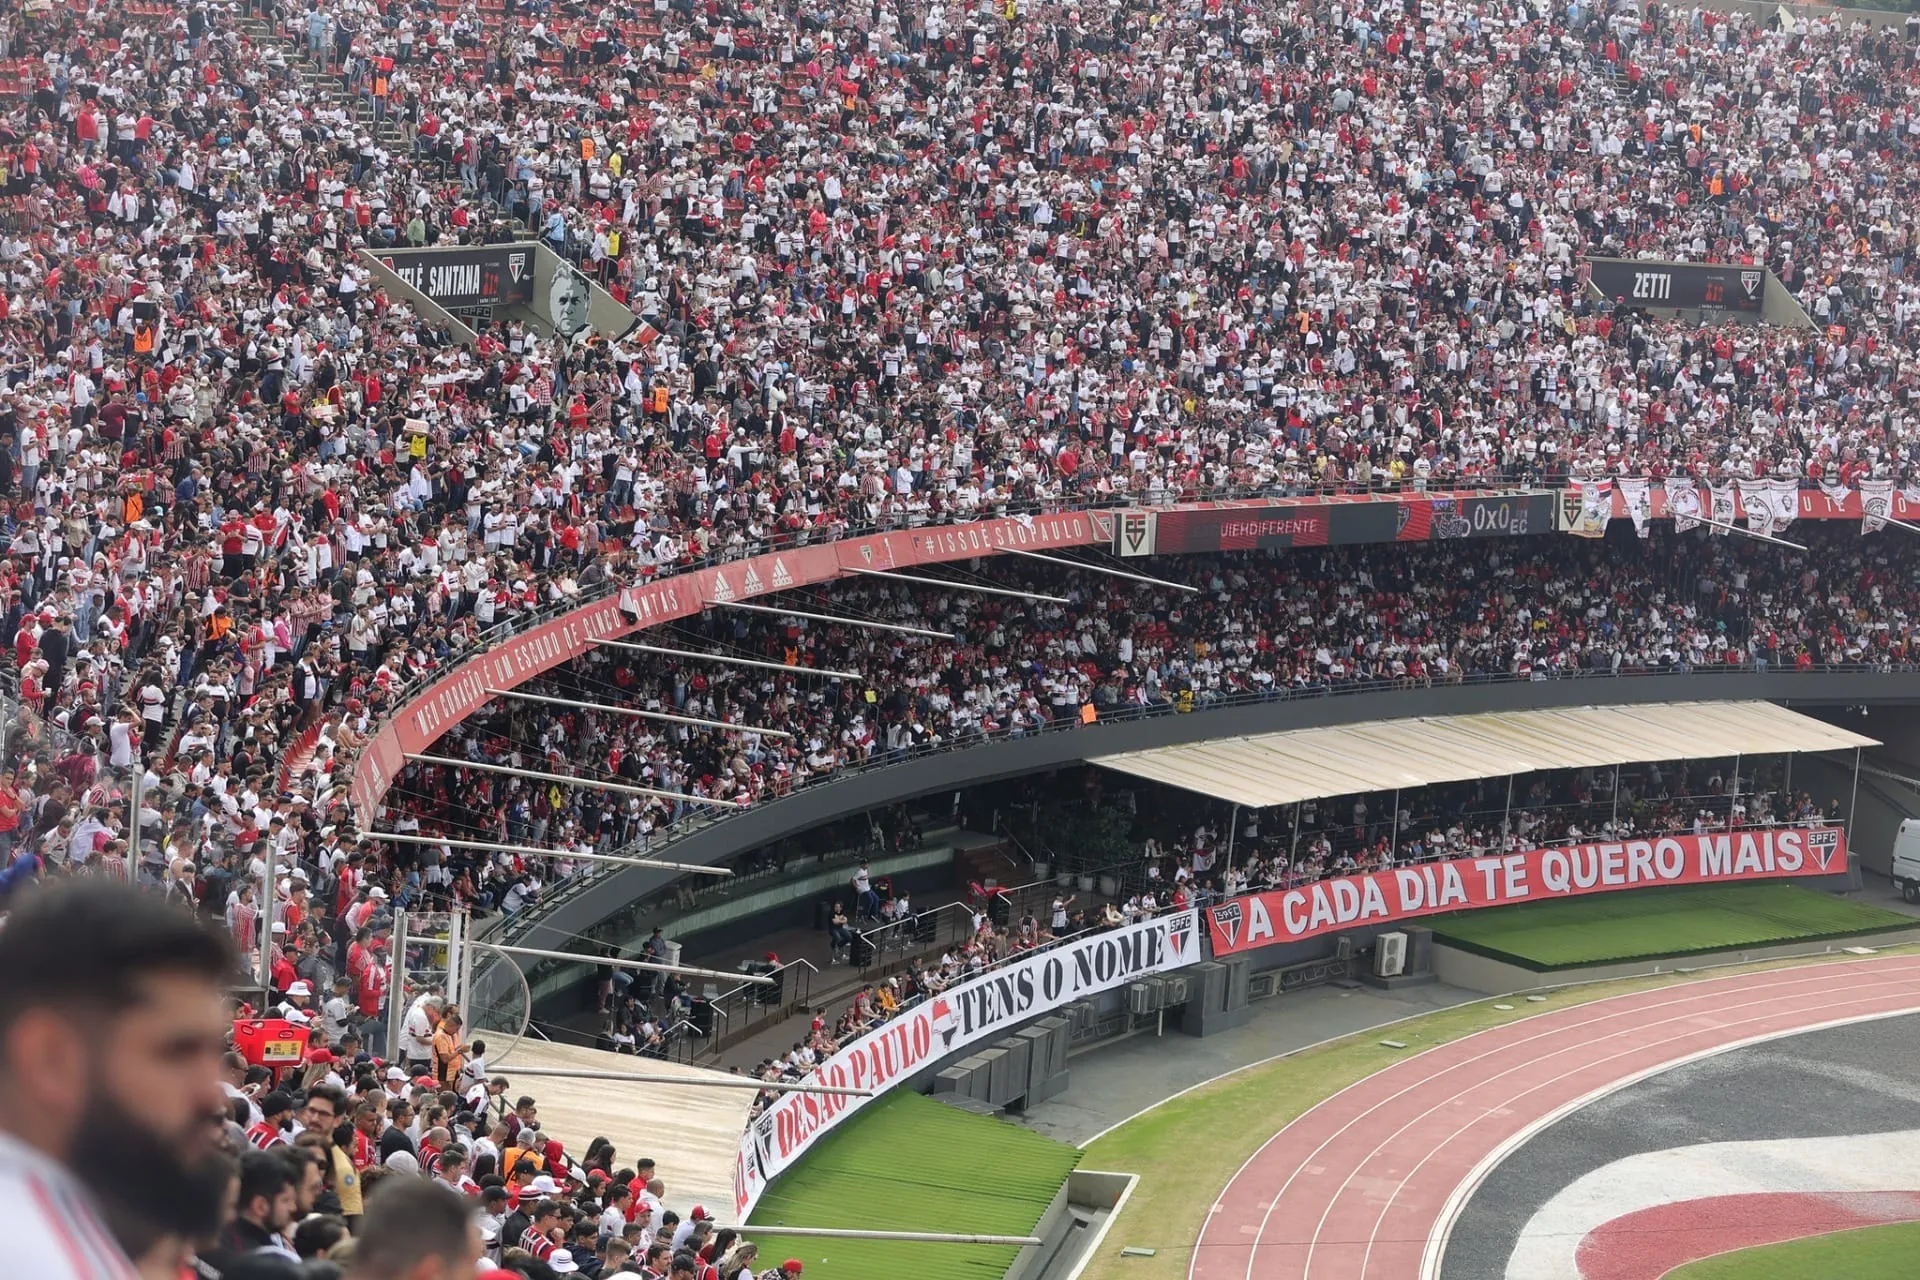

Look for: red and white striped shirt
[0,1131,142,1279]
[246,1121,287,1150]
[519,1225,556,1260]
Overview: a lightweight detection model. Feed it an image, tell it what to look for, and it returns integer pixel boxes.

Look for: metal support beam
[1224,803,1239,878]
[723,1227,1043,1246]
[1849,745,1862,836]
[713,599,952,639]
[387,910,409,1063]
[404,754,747,807]
[846,566,1069,604]
[1611,763,1621,829]
[1727,753,1741,831]
[1389,788,1400,860]
[485,687,791,738]
[1697,514,1808,552]
[592,639,861,681]
[999,546,1200,591]
[495,1065,871,1097]
[127,763,142,884]
[475,942,774,986]
[258,830,277,990]
[365,831,732,876]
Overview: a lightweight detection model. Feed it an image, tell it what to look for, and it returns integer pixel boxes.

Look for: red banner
[1204,826,1848,955]
[348,511,1112,821]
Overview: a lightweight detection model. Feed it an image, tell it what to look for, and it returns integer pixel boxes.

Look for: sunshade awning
[498,1039,751,1212]
[1091,701,1877,810]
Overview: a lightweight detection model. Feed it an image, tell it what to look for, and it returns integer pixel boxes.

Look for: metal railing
[500,659,1905,952]
[849,856,1165,981]
[697,956,817,1053]
[852,902,976,978]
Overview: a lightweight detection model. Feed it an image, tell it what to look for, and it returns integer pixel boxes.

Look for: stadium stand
[4,0,1920,1273]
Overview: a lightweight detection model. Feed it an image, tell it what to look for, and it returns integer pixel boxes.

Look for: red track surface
[1187,956,1920,1280]
[1573,1190,1920,1280]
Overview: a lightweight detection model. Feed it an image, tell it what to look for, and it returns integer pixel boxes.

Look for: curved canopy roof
[1090,701,1877,809]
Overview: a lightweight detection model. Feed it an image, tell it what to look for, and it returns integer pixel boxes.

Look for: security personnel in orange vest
[131,321,154,356]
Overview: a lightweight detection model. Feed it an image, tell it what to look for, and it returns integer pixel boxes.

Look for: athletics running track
[1187,955,1920,1280]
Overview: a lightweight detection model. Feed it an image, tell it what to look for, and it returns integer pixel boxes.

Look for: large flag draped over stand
[1861,478,1894,534]
[1708,483,1736,534]
[1664,478,1704,532]
[1769,477,1800,535]
[1738,478,1775,539]
[1618,477,1652,538]
[1570,478,1613,538]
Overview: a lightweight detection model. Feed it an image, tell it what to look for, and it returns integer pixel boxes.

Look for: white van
[1892,819,1920,902]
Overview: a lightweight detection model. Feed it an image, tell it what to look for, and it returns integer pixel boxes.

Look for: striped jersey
[0,1130,142,1279]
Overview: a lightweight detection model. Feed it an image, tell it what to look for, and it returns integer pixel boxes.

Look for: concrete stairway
[233,9,411,161]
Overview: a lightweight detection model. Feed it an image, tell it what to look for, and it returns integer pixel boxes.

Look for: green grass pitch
[1425,883,1914,970]
[747,1090,1081,1279]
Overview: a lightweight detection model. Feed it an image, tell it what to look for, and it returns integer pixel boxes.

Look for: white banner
[1769,477,1800,532]
[1708,484,1736,535]
[1738,478,1775,540]
[1862,477,1895,535]
[1568,478,1612,538]
[1665,478,1703,533]
[1618,477,1652,539]
[730,911,1203,1218]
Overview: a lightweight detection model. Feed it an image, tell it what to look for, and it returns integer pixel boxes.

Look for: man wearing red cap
[670,1203,711,1251]
[776,1261,804,1278]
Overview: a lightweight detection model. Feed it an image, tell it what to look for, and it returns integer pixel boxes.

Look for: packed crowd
[0,878,809,1280]
[0,0,1913,912]
[372,525,1915,922]
[6,0,1920,1266]
[0,0,1919,909]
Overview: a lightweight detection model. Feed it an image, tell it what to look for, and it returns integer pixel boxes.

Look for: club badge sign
[731,910,1201,1217]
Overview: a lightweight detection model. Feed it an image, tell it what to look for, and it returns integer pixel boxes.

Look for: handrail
[855,900,968,948]
[691,953,819,1054]
[993,822,1041,869]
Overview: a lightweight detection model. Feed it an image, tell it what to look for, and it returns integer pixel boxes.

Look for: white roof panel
[1092,702,1876,809]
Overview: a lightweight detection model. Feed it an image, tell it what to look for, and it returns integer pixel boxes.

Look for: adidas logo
[709,572,736,603]
[770,559,794,589]
[743,565,765,595]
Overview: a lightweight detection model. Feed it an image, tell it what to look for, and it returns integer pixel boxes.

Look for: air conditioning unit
[1160,975,1191,1006]
[1127,981,1162,1016]
[1374,932,1408,978]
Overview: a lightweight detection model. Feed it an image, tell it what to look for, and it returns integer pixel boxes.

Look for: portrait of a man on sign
[548,266,593,340]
